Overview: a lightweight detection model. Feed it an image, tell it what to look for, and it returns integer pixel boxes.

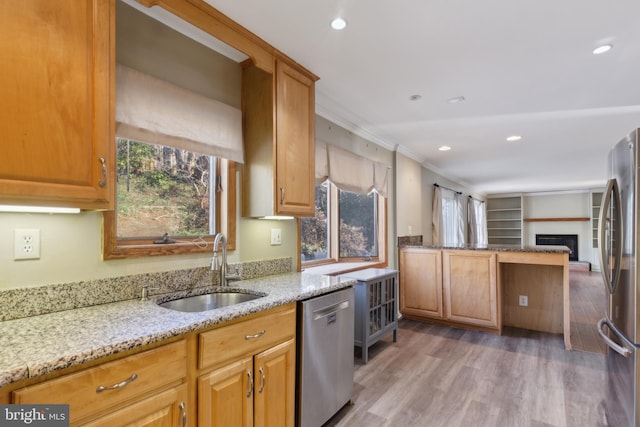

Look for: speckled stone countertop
[399,244,571,254]
[0,272,355,388]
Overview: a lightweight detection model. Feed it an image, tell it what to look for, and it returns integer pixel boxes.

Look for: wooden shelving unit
[591,191,603,249]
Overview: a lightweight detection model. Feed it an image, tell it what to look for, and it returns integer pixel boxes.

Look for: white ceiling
[202,0,640,195]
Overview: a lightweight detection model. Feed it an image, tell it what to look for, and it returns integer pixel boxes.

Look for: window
[103,140,236,259]
[301,181,386,266]
[116,138,216,239]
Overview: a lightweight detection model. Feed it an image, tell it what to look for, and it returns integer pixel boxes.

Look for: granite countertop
[0,272,355,388]
[399,244,571,254]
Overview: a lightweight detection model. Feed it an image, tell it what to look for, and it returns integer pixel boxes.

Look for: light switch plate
[14,228,40,260]
[270,228,282,246]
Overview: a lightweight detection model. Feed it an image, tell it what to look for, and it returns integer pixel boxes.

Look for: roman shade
[316,140,389,196]
[115,64,244,163]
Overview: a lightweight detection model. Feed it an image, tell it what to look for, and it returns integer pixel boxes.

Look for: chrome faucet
[211,233,241,286]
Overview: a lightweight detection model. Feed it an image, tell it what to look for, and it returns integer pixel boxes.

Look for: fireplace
[535,234,578,261]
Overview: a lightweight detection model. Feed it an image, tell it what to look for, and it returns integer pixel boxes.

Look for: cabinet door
[81,384,188,427]
[198,357,253,427]
[443,250,498,328]
[0,0,113,209]
[253,339,296,427]
[275,60,315,216]
[399,248,443,319]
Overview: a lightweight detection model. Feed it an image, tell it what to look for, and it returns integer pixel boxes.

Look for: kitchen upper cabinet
[443,250,498,329]
[399,248,443,319]
[242,59,317,217]
[0,0,113,209]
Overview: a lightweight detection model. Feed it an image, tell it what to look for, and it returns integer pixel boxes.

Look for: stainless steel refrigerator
[598,129,640,426]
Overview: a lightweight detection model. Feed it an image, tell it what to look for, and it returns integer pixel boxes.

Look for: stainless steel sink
[158,292,264,312]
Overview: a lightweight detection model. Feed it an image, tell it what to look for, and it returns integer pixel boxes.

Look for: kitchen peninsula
[399,244,571,350]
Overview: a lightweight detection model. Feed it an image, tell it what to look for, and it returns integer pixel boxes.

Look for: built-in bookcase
[591,191,603,249]
[487,195,523,245]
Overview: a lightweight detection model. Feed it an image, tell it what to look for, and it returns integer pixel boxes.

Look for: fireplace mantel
[524,217,589,222]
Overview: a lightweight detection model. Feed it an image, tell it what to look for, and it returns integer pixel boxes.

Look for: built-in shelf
[487,196,522,245]
[591,191,603,249]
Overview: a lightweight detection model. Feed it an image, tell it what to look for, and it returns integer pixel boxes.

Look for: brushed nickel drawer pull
[95,373,138,393]
[245,329,266,340]
[280,187,285,205]
[98,157,107,188]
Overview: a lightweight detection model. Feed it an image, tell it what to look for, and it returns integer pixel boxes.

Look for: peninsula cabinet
[242,59,318,217]
[443,250,498,329]
[399,248,443,320]
[399,248,499,332]
[0,0,113,210]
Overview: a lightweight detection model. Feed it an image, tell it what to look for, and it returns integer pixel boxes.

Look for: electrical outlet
[519,295,528,307]
[270,228,282,246]
[14,228,40,260]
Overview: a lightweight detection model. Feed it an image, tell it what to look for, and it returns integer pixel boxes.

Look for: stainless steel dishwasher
[297,287,355,426]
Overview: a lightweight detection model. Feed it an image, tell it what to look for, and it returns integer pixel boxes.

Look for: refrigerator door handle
[597,317,632,357]
[598,178,622,294]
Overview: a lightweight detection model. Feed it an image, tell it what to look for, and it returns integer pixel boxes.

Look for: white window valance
[115,64,244,163]
[316,140,389,197]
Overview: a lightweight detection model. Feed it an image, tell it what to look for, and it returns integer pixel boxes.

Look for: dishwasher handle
[313,300,350,320]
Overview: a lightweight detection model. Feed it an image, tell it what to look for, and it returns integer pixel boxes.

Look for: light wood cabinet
[0,0,113,209]
[242,59,317,217]
[443,250,498,329]
[13,340,187,426]
[199,339,295,427]
[399,248,499,331]
[197,303,296,427]
[399,248,443,320]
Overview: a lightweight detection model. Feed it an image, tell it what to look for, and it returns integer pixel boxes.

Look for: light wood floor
[325,271,611,427]
[570,270,607,354]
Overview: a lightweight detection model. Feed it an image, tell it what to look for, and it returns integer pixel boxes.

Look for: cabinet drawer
[13,340,186,423]
[199,305,296,370]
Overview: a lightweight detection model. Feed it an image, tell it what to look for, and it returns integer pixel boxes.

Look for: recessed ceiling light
[409,94,422,101]
[593,44,613,55]
[447,96,465,104]
[506,135,522,142]
[330,17,347,30]
[439,145,452,151]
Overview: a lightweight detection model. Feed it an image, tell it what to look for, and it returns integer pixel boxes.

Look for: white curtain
[468,198,488,245]
[432,185,465,246]
[316,141,390,196]
[453,192,465,245]
[432,186,444,245]
[115,64,244,163]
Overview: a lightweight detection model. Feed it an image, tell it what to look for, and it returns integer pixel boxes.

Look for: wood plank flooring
[570,270,607,354]
[324,271,611,427]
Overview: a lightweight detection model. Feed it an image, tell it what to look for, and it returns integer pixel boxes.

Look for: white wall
[395,153,422,237]
[523,191,592,264]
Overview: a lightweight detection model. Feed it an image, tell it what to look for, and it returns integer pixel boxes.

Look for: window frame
[300,181,387,269]
[103,160,236,260]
